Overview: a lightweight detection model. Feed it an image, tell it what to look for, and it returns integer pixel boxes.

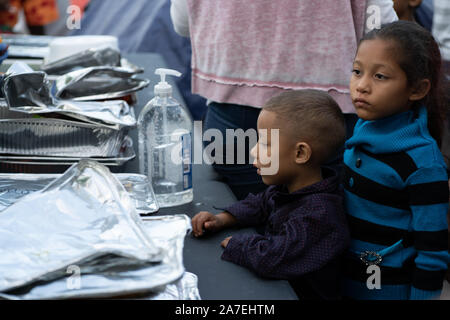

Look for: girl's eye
[352,69,361,76]
[375,73,388,80]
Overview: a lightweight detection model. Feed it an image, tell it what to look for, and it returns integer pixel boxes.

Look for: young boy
[191,90,350,299]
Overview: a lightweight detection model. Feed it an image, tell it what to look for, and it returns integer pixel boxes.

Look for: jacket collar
[270,167,339,203]
[345,105,430,154]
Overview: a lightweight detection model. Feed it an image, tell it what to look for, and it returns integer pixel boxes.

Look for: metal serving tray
[40,47,143,75]
[0,215,192,300]
[3,68,137,130]
[52,66,150,101]
[0,172,158,214]
[0,160,187,299]
[0,140,135,166]
[0,117,131,158]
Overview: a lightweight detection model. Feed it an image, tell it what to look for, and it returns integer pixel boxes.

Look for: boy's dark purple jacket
[221,167,350,280]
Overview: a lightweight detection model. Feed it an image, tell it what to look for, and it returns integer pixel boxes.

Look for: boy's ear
[409,79,431,102]
[295,142,312,164]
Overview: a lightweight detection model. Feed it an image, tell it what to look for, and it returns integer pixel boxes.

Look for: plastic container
[138,68,193,207]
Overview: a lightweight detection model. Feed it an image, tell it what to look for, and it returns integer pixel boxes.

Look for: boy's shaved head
[263,90,346,165]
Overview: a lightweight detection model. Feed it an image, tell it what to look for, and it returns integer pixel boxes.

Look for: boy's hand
[191,211,237,237]
[221,236,232,248]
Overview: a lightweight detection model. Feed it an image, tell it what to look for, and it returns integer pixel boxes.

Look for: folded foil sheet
[0,215,192,300]
[52,66,150,101]
[0,173,159,214]
[40,47,143,76]
[3,69,136,130]
[149,272,201,300]
[0,160,190,299]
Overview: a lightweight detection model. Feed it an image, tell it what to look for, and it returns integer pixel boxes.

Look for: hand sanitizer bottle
[138,68,193,207]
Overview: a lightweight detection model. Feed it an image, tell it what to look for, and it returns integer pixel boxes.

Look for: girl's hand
[221,236,232,248]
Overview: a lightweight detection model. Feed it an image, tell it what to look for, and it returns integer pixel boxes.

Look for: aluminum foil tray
[52,67,150,101]
[40,47,143,76]
[0,212,192,299]
[0,117,130,157]
[0,141,135,164]
[3,68,137,130]
[0,173,158,214]
[148,272,201,300]
[40,46,121,75]
[0,160,165,296]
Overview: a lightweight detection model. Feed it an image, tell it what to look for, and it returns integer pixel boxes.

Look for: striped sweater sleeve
[406,166,449,300]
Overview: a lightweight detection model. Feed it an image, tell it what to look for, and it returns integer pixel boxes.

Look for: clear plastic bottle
[138,68,193,207]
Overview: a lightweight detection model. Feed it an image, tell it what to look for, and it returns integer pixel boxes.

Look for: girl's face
[350,38,415,121]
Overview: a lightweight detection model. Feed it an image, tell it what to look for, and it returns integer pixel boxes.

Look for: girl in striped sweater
[342,21,449,300]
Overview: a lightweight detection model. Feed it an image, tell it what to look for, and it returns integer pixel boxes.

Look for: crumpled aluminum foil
[0,214,194,300]
[147,272,201,300]
[0,160,165,296]
[0,63,137,158]
[3,68,136,130]
[41,46,121,75]
[40,47,143,76]
[0,173,159,214]
[52,66,150,101]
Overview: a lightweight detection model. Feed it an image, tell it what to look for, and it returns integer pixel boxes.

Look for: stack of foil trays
[0,172,159,215]
[0,55,149,169]
[0,160,198,300]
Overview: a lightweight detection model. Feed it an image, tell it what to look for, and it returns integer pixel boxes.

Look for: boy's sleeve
[407,166,449,300]
[223,189,271,227]
[221,203,349,279]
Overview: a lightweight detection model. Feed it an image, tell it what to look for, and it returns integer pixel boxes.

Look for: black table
[122,53,298,300]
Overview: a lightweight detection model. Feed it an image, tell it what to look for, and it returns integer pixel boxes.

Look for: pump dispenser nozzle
[154,68,182,95]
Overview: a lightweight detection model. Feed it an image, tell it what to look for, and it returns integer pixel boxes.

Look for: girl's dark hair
[360,21,446,147]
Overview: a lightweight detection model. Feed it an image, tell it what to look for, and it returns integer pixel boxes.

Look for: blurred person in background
[433,0,450,79]
[393,0,423,22]
[393,0,433,31]
[432,0,450,284]
[44,0,90,36]
[0,0,59,35]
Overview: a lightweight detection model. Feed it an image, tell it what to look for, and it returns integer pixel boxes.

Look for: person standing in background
[170,0,398,200]
[433,0,450,79]
[432,0,450,284]
[393,0,423,22]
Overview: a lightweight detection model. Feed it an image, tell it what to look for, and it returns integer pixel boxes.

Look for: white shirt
[433,0,450,61]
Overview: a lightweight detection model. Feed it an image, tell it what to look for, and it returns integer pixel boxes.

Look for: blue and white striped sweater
[342,105,449,300]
